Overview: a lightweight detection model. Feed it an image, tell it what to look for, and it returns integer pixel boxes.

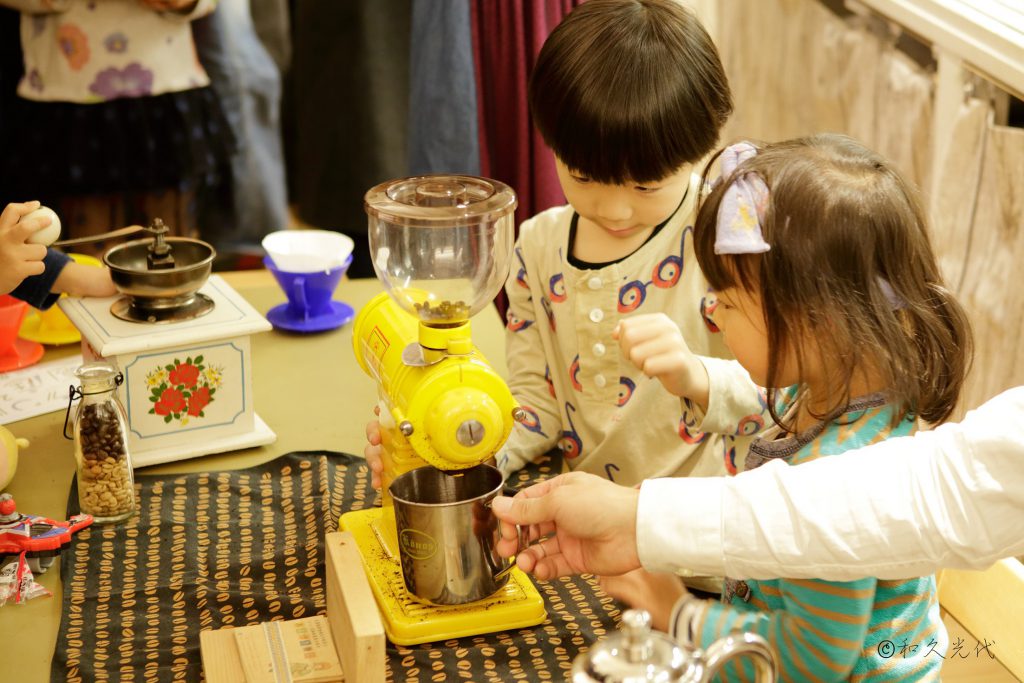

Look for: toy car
[0,493,93,574]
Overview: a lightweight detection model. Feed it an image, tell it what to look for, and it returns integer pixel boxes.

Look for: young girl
[366,0,768,491]
[605,134,972,681]
[0,0,232,253]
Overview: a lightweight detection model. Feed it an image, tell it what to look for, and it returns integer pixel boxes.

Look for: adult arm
[638,386,1024,580]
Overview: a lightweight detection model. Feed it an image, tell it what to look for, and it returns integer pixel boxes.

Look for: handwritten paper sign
[0,355,83,426]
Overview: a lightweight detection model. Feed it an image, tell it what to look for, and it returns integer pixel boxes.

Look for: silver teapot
[573,610,777,683]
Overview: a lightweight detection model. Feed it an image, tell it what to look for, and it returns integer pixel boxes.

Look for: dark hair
[694,134,972,426]
[529,0,732,185]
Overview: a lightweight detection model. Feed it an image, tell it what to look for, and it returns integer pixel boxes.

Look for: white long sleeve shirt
[638,386,1024,580]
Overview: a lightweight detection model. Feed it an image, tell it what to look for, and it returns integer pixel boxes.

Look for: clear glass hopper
[364,175,517,326]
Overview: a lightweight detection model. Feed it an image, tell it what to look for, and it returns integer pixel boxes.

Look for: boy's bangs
[551,110,709,185]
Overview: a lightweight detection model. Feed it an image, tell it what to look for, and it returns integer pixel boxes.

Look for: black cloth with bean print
[52,451,624,682]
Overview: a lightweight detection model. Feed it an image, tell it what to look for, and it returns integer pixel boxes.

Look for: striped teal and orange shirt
[675,393,945,681]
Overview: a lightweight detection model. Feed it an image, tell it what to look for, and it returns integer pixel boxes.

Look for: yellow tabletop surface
[0,270,509,682]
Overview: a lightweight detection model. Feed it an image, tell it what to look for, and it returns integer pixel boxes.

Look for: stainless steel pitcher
[389,464,514,605]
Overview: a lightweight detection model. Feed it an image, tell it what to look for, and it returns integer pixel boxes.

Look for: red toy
[0,493,93,575]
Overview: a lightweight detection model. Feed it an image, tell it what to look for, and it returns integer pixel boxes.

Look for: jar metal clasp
[63,372,124,439]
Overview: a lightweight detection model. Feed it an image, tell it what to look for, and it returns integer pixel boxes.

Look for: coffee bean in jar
[69,362,136,523]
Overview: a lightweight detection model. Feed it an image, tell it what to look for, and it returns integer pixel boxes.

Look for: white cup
[262,229,355,273]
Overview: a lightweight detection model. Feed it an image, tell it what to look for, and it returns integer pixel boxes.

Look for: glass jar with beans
[65,362,136,523]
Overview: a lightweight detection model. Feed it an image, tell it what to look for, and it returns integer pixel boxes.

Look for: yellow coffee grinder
[341,175,546,645]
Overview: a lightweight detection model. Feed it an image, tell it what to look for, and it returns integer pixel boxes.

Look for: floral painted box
[59,276,276,467]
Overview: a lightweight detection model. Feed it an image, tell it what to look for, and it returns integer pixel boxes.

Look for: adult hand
[614,313,710,408]
[491,471,641,580]
[0,201,47,296]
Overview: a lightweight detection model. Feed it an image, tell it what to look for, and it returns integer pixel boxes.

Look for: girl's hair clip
[878,277,906,310]
[715,142,771,255]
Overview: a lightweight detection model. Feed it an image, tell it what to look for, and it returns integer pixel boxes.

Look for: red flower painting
[187,386,211,416]
[169,362,200,388]
[146,355,222,425]
[153,388,186,416]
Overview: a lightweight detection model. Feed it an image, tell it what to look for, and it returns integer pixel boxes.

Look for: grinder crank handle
[52,224,149,248]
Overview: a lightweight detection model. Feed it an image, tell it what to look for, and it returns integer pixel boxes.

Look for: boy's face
[555,159,693,240]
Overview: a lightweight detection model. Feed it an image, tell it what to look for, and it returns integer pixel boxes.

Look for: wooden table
[4,271,1016,682]
[1,271,508,682]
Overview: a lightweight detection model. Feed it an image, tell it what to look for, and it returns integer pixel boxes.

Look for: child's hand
[598,568,689,633]
[0,201,48,295]
[614,313,710,405]
[52,261,117,298]
[364,405,384,490]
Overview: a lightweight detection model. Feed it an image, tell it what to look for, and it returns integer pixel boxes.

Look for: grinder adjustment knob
[456,419,485,447]
[425,387,504,467]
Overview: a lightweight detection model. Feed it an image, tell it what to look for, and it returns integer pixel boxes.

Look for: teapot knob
[621,610,655,663]
[572,609,693,682]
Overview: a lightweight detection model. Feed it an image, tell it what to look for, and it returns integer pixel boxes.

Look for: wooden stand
[200,531,385,683]
[324,531,386,682]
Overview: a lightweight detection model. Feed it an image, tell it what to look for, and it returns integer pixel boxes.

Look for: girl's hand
[364,405,384,490]
[598,568,689,632]
[0,201,48,296]
[614,313,710,405]
[51,261,117,298]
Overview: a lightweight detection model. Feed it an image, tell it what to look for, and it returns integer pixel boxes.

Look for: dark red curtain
[470,0,582,317]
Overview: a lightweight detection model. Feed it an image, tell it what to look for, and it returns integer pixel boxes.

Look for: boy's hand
[614,313,710,406]
[0,201,48,295]
[364,405,384,490]
[598,568,689,632]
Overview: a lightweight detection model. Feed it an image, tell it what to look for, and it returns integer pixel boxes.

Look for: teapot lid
[573,610,694,682]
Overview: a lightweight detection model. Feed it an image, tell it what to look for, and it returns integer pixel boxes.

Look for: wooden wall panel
[929,99,990,290]
[873,50,935,193]
[957,124,1024,410]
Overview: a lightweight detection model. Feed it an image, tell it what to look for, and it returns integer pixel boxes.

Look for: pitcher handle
[490,485,556,583]
[701,631,777,683]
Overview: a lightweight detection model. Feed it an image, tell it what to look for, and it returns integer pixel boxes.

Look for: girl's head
[529,0,732,186]
[694,134,972,426]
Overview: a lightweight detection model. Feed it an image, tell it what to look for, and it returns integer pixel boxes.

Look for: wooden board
[199,628,249,683]
[939,559,1024,679]
[324,531,386,683]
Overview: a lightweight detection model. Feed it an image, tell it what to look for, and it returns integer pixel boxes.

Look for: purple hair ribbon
[715,142,771,255]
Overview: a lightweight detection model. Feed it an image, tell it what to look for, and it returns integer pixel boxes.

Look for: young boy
[1,200,116,304]
[366,0,767,488]
[496,0,765,483]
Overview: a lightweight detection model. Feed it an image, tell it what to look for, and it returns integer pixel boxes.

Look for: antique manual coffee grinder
[57,221,275,467]
[341,175,546,645]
